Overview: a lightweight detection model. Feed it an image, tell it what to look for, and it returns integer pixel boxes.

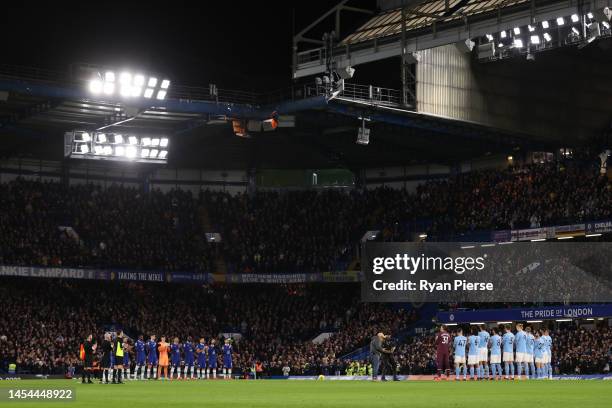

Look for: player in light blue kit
[514,323,527,379]
[542,329,553,379]
[453,328,467,381]
[467,327,480,380]
[477,324,490,380]
[525,326,536,379]
[534,331,546,379]
[489,327,502,380]
[502,325,515,379]
[222,339,233,379]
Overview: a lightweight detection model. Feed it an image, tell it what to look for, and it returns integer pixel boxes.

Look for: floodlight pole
[400,1,416,108]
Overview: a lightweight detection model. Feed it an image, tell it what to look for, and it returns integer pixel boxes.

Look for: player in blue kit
[452,328,467,381]
[467,327,480,380]
[514,323,527,379]
[542,329,553,379]
[183,337,195,380]
[489,328,502,380]
[146,334,158,379]
[525,326,536,379]
[122,338,131,381]
[196,338,207,379]
[534,331,546,379]
[134,335,146,380]
[170,337,182,380]
[208,339,218,379]
[477,324,490,380]
[222,339,233,379]
[502,325,515,379]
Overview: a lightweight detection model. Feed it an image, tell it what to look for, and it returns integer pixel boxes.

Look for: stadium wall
[0,158,248,195]
[416,43,612,142]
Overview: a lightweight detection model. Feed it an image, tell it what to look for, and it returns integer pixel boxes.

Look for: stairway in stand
[198,204,227,274]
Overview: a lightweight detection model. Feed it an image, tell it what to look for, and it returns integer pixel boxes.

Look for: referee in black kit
[82,334,95,384]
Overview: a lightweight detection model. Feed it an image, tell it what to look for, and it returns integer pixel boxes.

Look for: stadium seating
[1,160,610,274]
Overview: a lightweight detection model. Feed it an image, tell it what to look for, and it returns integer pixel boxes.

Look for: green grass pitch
[2,379,611,408]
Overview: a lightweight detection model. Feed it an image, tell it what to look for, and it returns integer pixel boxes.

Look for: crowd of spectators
[1,277,610,376]
[1,160,610,274]
[0,181,213,272]
[0,278,417,375]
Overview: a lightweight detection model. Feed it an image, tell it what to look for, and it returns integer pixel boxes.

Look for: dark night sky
[2,1,378,91]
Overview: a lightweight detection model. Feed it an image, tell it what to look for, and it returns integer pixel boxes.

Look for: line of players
[107,334,234,382]
[435,323,553,381]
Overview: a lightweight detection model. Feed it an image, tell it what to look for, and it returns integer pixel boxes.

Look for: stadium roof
[341,0,530,45]
[0,62,558,169]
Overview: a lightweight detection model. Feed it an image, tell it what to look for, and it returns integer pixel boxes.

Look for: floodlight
[77,132,91,142]
[105,71,115,82]
[141,148,150,158]
[94,145,104,154]
[131,87,143,97]
[119,72,132,85]
[120,85,131,97]
[571,14,579,23]
[89,79,103,94]
[80,144,89,154]
[161,79,170,89]
[513,38,524,48]
[103,145,112,155]
[158,150,168,159]
[134,74,145,86]
[128,136,138,145]
[115,146,125,156]
[557,17,565,26]
[587,12,594,19]
[156,90,167,100]
[542,20,549,28]
[144,88,154,98]
[148,77,158,87]
[530,35,541,44]
[513,27,521,35]
[500,30,507,38]
[160,138,169,147]
[485,34,493,41]
[543,32,552,42]
[151,138,160,147]
[498,43,504,48]
[126,145,137,158]
[97,133,107,143]
[142,137,151,146]
[103,82,115,95]
[114,134,123,144]
[150,149,159,158]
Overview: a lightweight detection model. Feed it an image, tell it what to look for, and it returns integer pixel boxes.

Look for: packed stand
[0,278,417,376]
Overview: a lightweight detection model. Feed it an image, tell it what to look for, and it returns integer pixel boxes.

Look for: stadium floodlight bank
[85,67,170,101]
[476,9,612,61]
[64,131,169,163]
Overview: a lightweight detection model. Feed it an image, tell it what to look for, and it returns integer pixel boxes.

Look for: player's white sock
[228,369,232,379]
[153,366,158,379]
[190,367,194,379]
[109,368,114,382]
[223,368,227,379]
